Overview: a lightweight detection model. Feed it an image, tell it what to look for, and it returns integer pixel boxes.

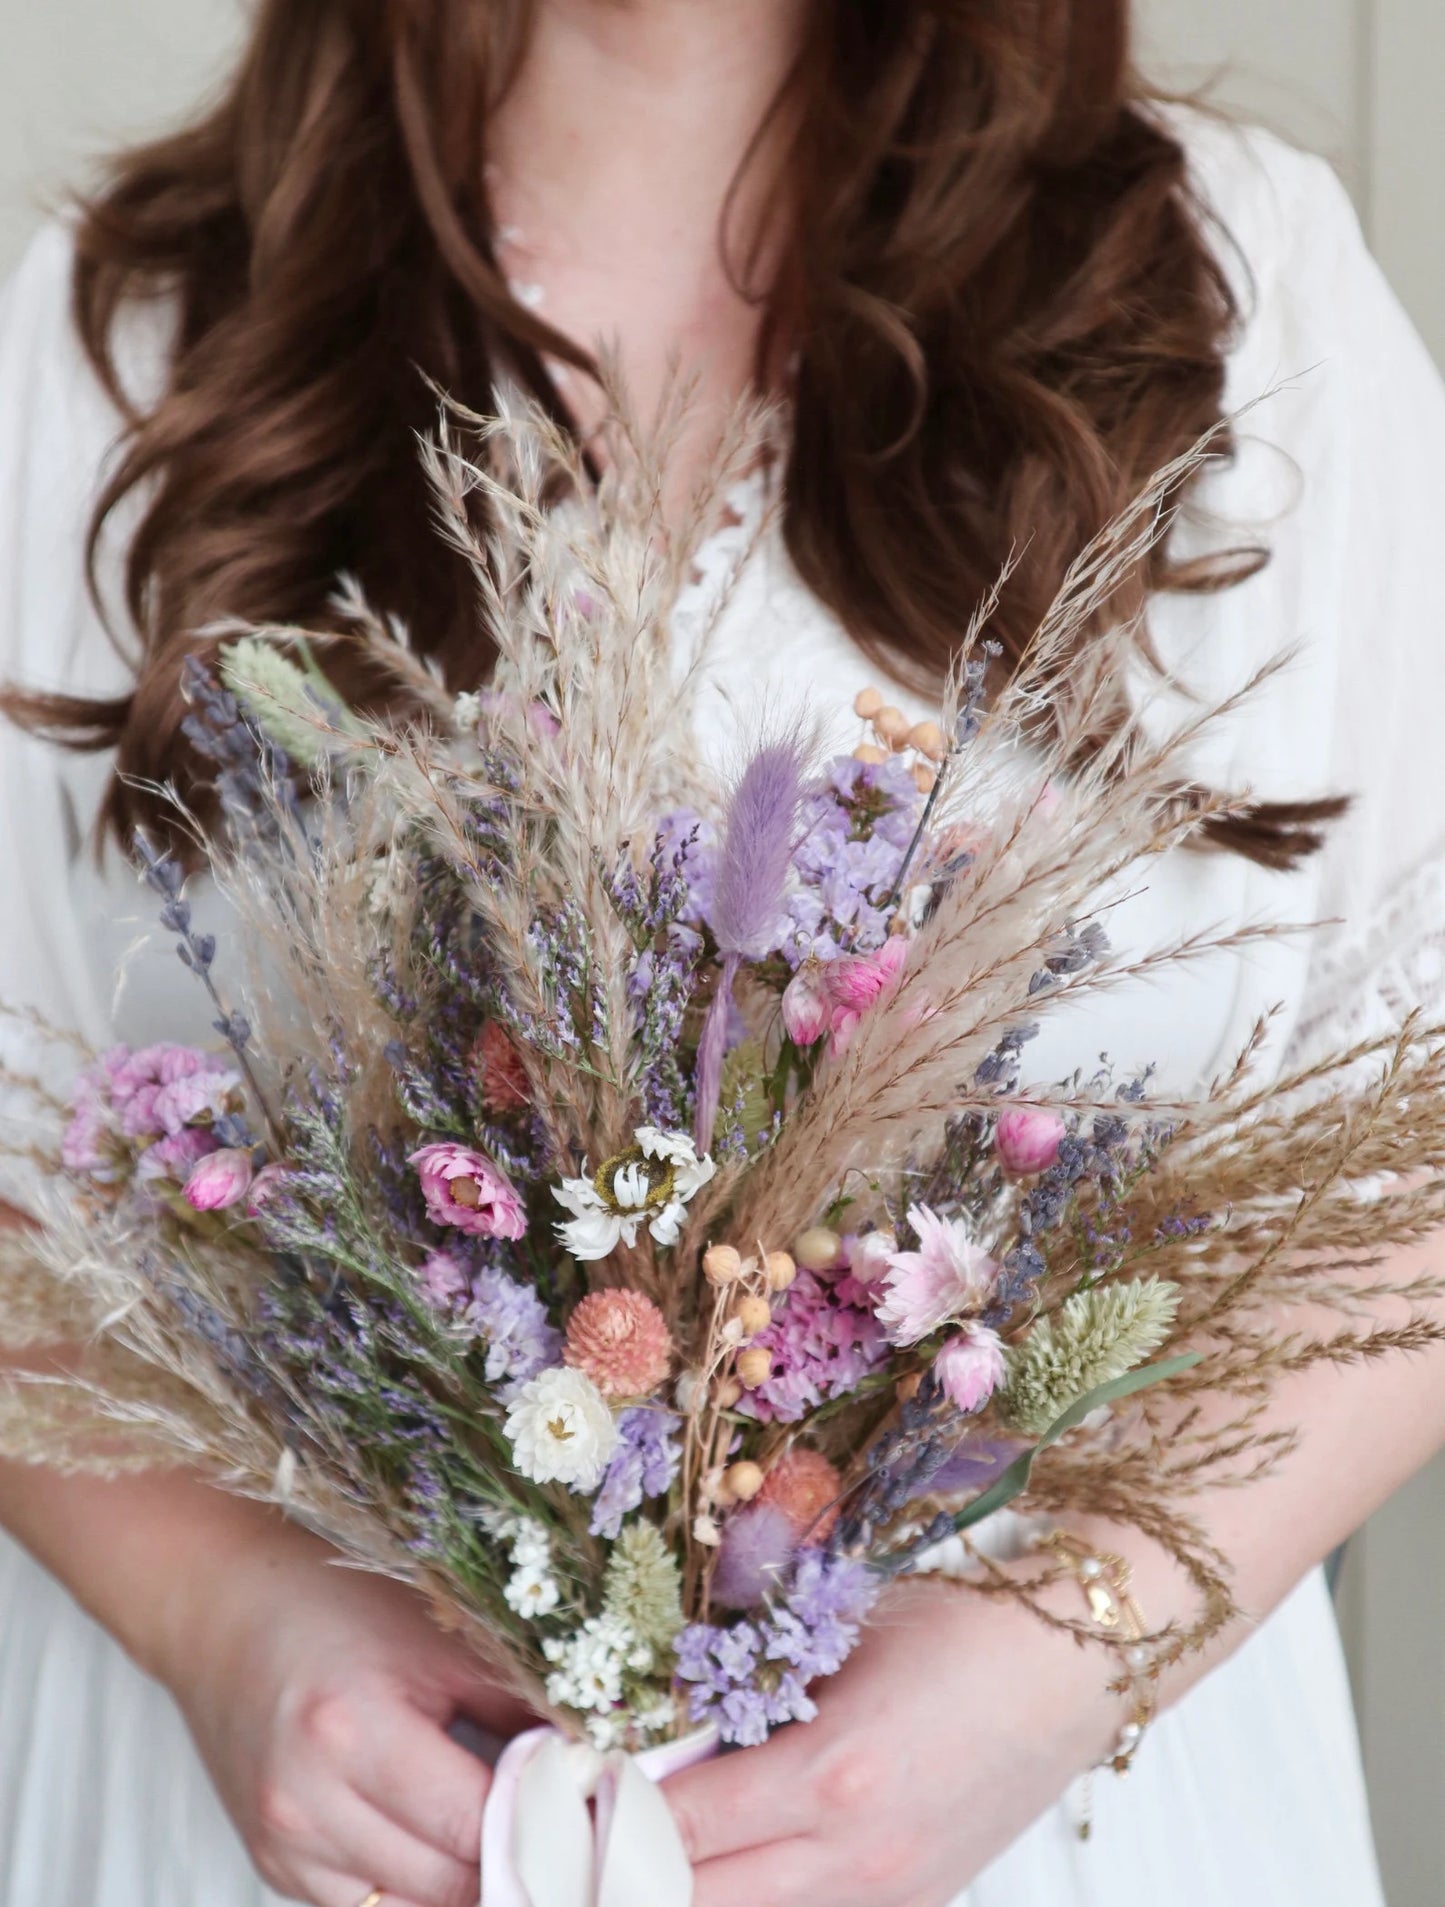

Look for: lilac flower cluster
[415,1252,560,1391]
[63,1043,244,1189]
[675,1551,878,1745]
[784,755,920,965]
[590,1406,682,1539]
[735,1263,891,1424]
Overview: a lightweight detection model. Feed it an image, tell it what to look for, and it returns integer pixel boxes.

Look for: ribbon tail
[511,1736,599,1907]
[595,1756,694,1907]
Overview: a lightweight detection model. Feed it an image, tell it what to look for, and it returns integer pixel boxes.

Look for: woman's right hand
[152,1507,535,1907]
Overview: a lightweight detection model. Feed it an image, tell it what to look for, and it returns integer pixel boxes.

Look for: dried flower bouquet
[3,393,1444,1752]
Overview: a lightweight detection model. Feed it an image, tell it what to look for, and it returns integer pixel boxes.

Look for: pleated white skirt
[0,1529,1382,1906]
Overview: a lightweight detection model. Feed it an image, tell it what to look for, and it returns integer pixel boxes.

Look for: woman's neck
[488,0,809,475]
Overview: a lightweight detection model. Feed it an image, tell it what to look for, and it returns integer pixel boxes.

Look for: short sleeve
[0,225,148,1197]
[1154,118,1445,1069]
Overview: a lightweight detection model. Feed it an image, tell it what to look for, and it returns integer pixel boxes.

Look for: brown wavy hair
[5,0,1341,864]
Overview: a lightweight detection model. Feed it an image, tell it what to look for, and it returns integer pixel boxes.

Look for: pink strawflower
[781,961,830,1047]
[417,1248,471,1310]
[473,1023,531,1116]
[182,1147,255,1212]
[823,936,909,1055]
[758,1448,843,1542]
[410,1142,527,1240]
[995,1107,1066,1178]
[934,1327,1007,1414]
[875,1203,1000,1347]
[563,1289,674,1400]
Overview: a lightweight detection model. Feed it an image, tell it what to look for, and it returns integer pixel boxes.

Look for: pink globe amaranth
[563,1289,674,1400]
[183,1147,256,1212]
[824,936,909,1055]
[994,1107,1066,1178]
[409,1142,527,1240]
[933,1327,1007,1415]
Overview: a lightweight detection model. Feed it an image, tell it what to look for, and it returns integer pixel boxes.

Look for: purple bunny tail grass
[694,952,739,1156]
[710,733,810,961]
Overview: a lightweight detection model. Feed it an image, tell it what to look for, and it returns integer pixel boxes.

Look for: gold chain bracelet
[1037,1530,1158,1836]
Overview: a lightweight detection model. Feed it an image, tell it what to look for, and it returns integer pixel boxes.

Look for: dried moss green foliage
[219,639,333,766]
[602,1520,684,1652]
[1003,1277,1180,1438]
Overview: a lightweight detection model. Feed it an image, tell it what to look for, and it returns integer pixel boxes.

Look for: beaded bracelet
[1037,1529,1158,1835]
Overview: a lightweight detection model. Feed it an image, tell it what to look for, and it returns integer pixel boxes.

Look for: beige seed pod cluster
[852,684,948,791]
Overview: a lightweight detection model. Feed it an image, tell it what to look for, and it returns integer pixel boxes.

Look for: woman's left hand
[664,1576,1111,1907]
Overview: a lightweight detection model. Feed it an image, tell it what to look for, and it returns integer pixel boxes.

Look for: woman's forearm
[0,1440,314,1686]
[1096,1223,1445,1703]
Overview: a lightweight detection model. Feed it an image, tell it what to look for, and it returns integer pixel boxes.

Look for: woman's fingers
[298,1787,480,1907]
[663,1732,817,1866]
[689,1838,827,1907]
[344,1701,490,1866]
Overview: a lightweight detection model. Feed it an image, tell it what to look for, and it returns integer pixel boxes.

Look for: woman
[2,2,1443,1904]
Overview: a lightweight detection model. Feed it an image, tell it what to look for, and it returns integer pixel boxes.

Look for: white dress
[1,113,1441,1906]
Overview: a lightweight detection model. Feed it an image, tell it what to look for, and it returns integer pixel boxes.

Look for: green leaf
[949,1352,1201,1534]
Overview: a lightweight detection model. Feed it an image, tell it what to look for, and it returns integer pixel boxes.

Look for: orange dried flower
[759,1447,843,1543]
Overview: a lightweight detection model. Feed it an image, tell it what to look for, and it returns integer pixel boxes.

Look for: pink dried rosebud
[994,1107,1066,1178]
[934,1327,1007,1414]
[409,1142,526,1240]
[473,1022,531,1116]
[824,936,909,1055]
[781,962,829,1047]
[245,1163,290,1215]
[182,1147,255,1212]
[758,1447,843,1543]
[563,1289,674,1400]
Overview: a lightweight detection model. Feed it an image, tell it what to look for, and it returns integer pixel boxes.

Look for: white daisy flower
[504,1562,561,1619]
[504,1366,618,1491]
[553,1128,717,1263]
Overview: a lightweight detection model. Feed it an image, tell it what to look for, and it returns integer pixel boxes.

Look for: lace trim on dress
[1285,849,1445,1066]
[668,467,772,665]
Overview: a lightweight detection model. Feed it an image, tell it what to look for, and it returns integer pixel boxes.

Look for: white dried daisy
[553,1128,717,1262]
[504,1366,618,1491]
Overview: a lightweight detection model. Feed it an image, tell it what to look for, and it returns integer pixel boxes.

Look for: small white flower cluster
[543,1612,653,1726]
[503,1366,618,1491]
[479,1509,563,1620]
[553,1127,716,1262]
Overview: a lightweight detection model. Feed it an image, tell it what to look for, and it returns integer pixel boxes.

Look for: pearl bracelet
[1036,1529,1158,1834]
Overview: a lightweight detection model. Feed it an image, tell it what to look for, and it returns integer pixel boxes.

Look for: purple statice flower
[675,1551,878,1746]
[463,1266,561,1389]
[734,1266,890,1424]
[589,1406,681,1540]
[64,1042,248,1192]
[765,1551,878,1679]
[782,753,923,966]
[656,810,718,926]
[134,1127,220,1186]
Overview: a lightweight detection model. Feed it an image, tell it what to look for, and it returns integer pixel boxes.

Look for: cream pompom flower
[504,1366,619,1491]
[553,1127,716,1262]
